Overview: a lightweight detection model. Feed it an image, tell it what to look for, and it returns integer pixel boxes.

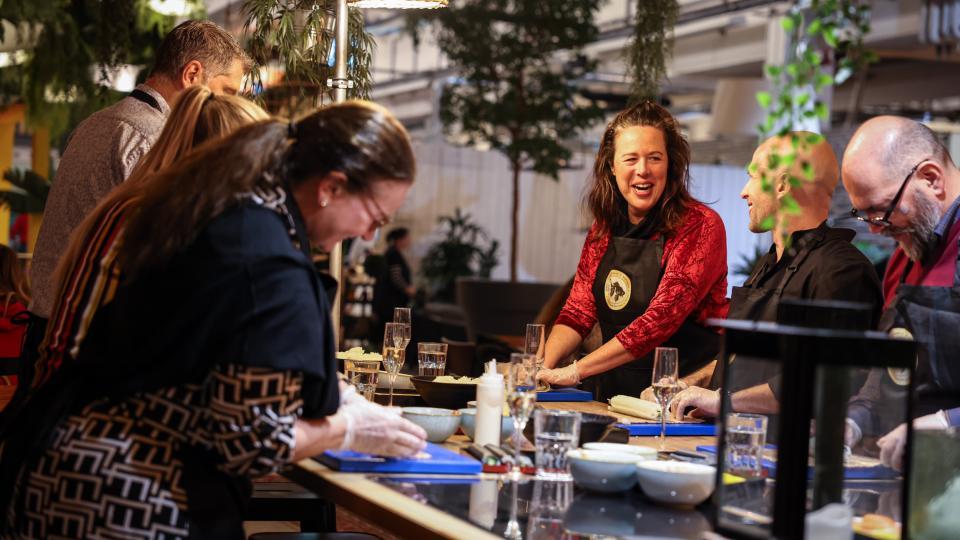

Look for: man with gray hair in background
[843,116,960,471]
[29,19,251,322]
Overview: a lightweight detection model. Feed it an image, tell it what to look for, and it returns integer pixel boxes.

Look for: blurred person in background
[0,244,29,410]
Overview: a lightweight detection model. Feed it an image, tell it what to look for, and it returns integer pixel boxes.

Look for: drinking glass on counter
[652,346,680,450]
[507,353,538,479]
[417,342,448,376]
[348,358,381,401]
[382,322,406,406]
[525,323,545,364]
[527,479,574,540]
[725,412,768,478]
[534,409,581,479]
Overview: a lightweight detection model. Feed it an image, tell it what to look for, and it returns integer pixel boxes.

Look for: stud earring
[320,199,329,208]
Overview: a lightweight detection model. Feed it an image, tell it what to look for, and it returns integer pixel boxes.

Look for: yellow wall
[29,125,49,252]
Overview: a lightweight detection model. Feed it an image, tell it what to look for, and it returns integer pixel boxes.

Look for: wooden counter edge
[288,458,501,540]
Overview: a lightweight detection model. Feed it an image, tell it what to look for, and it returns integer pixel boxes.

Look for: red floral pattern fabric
[555,202,729,359]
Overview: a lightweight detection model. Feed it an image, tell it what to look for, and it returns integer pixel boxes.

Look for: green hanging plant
[242,0,376,116]
[626,0,678,103]
[755,0,877,236]
[0,0,201,141]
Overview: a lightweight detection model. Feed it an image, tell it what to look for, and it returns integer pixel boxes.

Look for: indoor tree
[410,0,605,282]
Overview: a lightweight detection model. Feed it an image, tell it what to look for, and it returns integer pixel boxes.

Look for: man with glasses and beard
[842,116,960,471]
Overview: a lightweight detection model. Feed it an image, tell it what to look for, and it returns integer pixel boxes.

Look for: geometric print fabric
[11,365,302,539]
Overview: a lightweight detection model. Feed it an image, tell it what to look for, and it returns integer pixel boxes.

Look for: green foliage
[242,0,375,114]
[420,208,500,302]
[0,168,51,213]
[0,0,199,141]
[756,0,875,243]
[407,0,605,280]
[627,0,678,103]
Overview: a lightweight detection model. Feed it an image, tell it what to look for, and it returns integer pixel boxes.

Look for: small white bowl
[582,442,658,459]
[635,460,716,507]
[568,450,650,493]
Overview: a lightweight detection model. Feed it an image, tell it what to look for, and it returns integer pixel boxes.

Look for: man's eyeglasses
[364,192,390,229]
[849,159,926,228]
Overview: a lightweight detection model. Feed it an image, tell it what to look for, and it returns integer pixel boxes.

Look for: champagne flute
[507,353,538,480]
[651,347,680,450]
[393,308,412,372]
[383,323,406,406]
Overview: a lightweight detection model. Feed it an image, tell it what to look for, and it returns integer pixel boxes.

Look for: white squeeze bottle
[474,360,504,447]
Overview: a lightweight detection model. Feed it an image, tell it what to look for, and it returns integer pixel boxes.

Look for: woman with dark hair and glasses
[537,101,729,401]
[0,100,426,538]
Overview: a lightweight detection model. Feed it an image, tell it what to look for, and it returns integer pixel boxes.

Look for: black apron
[585,233,721,401]
[876,238,960,418]
[708,228,827,393]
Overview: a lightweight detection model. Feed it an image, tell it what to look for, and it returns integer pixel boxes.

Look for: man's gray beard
[901,191,941,262]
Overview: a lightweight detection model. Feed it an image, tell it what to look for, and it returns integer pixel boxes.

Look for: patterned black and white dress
[4,191,339,539]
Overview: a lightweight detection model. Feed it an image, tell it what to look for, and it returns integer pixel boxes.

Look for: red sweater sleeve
[555,222,607,338]
[615,204,728,359]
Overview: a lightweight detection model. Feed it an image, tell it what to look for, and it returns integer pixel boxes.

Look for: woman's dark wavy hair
[117,100,416,278]
[586,100,696,239]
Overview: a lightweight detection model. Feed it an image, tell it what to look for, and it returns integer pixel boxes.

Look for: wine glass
[382,323,406,406]
[507,352,538,480]
[651,347,680,450]
[392,307,412,384]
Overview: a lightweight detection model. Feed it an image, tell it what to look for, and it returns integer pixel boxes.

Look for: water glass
[348,358,381,401]
[534,409,581,479]
[725,412,769,478]
[527,479,573,540]
[417,342,448,376]
[507,353,537,479]
[525,323,545,360]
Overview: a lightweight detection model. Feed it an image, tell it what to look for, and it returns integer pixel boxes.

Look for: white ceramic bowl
[568,450,651,493]
[401,407,461,443]
[582,442,658,459]
[457,408,515,442]
[635,460,716,507]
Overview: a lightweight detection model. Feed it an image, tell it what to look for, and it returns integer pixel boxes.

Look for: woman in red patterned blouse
[538,101,729,401]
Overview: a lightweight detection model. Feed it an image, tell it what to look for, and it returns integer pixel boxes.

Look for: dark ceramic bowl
[524,410,628,447]
[410,376,477,410]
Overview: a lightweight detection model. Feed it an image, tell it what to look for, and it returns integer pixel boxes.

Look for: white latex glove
[844,418,863,449]
[339,399,427,457]
[639,385,656,402]
[537,361,580,387]
[669,385,716,421]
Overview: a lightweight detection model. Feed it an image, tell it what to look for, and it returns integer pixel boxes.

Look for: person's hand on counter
[669,385,717,420]
[877,412,951,471]
[339,397,427,457]
[537,361,581,387]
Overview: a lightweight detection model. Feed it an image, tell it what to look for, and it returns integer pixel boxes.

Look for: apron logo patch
[604,269,631,311]
[887,327,914,386]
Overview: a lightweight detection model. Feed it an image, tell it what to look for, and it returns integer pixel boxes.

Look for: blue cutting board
[537,388,593,402]
[617,422,717,436]
[695,445,899,480]
[318,442,482,474]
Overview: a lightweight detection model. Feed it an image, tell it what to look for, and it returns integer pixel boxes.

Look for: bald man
[651,132,882,420]
[842,116,960,471]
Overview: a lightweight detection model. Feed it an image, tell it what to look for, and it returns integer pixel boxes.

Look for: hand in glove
[338,398,427,457]
[537,361,581,387]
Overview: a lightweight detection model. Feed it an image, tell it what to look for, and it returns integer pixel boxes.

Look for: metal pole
[329,0,349,345]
